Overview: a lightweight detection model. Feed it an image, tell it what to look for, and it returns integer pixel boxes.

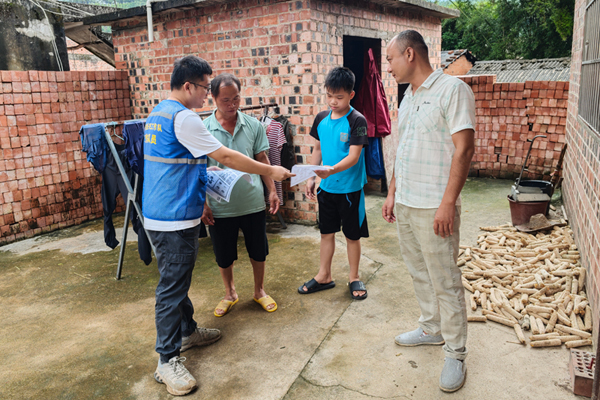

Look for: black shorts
[208,210,269,268]
[317,188,369,240]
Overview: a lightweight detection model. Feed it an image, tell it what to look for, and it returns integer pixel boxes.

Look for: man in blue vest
[143,55,292,396]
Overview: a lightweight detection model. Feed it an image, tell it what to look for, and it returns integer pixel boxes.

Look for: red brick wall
[110,0,442,224]
[0,70,132,245]
[461,75,568,180]
[444,55,473,76]
[563,0,600,333]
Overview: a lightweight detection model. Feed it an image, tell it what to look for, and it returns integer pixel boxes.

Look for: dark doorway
[343,35,388,192]
[342,35,382,106]
[398,83,410,108]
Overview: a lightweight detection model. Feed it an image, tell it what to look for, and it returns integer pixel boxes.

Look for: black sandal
[298,278,336,294]
[349,281,368,300]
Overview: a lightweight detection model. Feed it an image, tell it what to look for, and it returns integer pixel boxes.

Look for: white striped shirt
[394,69,476,209]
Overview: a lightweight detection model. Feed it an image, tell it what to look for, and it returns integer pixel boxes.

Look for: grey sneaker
[394,327,445,346]
[181,327,221,352]
[439,357,467,392]
[154,356,197,396]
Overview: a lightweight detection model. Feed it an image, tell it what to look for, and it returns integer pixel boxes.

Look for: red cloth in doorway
[354,48,391,138]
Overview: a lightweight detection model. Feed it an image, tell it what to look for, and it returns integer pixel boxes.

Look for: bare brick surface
[66,39,116,72]
[0,70,132,245]
[563,0,600,335]
[444,56,474,76]
[457,75,568,181]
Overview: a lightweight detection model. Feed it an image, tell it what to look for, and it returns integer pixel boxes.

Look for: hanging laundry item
[101,142,152,265]
[79,123,108,173]
[265,119,286,204]
[353,48,391,138]
[123,121,145,177]
[275,115,295,170]
[364,137,386,180]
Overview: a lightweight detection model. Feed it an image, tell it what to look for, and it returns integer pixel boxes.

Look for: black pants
[148,226,200,363]
[101,144,151,265]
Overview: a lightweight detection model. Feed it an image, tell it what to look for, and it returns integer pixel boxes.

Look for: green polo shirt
[204,110,270,218]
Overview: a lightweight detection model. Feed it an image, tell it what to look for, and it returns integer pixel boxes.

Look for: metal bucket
[507,195,550,226]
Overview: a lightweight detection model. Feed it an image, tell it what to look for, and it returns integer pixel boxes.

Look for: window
[579,0,600,135]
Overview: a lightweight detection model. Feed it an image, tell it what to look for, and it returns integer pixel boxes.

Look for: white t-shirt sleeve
[174,109,223,157]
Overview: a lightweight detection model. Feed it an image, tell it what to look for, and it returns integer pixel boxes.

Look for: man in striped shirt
[382,30,475,392]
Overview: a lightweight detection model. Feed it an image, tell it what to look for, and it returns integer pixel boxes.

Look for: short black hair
[393,30,429,61]
[170,56,212,90]
[324,67,355,94]
[210,73,241,98]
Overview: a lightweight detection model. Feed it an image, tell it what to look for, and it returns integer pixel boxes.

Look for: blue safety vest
[142,100,207,222]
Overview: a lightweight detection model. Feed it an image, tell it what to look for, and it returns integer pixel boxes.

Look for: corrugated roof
[466,57,571,82]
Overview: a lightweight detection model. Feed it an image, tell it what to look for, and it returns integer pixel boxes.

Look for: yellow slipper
[214,298,239,317]
[254,295,278,313]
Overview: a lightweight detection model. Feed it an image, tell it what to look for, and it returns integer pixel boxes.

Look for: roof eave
[83,0,459,26]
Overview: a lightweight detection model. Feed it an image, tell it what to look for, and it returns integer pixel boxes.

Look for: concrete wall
[0,0,70,71]
[563,0,600,333]
[0,70,131,245]
[110,0,442,224]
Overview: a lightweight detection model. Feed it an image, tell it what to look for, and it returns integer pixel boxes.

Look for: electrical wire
[28,0,64,71]
[27,0,96,18]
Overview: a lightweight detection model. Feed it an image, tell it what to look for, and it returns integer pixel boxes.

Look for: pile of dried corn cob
[460,223,593,349]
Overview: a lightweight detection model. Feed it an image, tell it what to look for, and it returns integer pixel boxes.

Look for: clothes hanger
[105,122,124,141]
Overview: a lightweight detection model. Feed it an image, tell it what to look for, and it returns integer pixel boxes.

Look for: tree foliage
[441,0,574,60]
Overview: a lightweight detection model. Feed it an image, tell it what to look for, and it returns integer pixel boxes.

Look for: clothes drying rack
[102,121,152,281]
[101,102,284,280]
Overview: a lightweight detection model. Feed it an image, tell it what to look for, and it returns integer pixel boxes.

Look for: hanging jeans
[101,143,152,265]
[123,121,145,177]
[79,123,108,173]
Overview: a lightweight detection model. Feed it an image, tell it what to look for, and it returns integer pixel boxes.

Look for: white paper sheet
[290,165,334,186]
[206,169,251,202]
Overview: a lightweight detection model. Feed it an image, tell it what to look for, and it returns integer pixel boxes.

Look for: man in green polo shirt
[202,73,279,317]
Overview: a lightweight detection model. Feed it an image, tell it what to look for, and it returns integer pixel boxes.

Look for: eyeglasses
[188,81,211,91]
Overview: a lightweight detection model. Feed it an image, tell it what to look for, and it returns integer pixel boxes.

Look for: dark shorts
[208,210,269,268]
[317,188,369,240]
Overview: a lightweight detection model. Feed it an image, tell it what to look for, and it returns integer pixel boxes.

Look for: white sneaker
[181,327,221,352]
[154,356,197,396]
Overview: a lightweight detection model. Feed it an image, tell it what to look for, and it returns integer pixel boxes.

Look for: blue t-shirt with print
[309,107,369,194]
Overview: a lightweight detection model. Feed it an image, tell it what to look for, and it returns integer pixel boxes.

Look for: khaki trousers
[395,203,468,360]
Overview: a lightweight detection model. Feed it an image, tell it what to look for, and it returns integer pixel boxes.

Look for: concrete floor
[0,178,589,400]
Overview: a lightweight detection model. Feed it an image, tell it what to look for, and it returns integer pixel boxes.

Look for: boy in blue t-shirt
[298,67,370,300]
